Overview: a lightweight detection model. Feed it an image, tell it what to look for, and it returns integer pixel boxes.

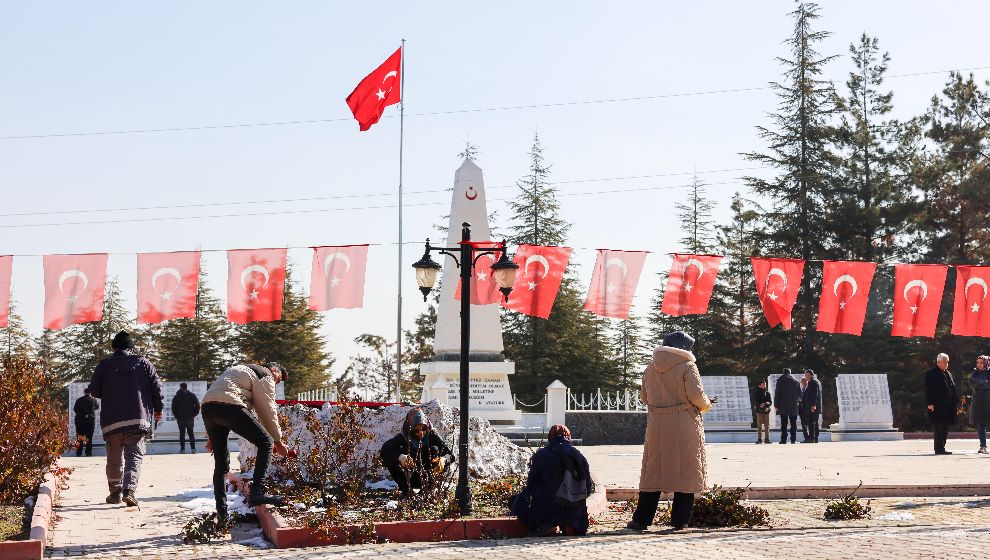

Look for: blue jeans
[978,423,989,448]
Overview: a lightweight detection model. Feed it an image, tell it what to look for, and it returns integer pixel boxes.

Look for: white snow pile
[238,400,530,483]
[176,487,252,515]
[235,528,271,548]
[879,511,914,521]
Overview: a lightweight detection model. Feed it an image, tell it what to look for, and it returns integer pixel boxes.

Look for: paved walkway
[47,440,990,558]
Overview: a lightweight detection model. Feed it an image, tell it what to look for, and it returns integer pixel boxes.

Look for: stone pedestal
[420,361,522,424]
[831,373,902,441]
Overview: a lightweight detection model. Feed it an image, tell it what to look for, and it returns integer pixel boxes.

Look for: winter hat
[405,409,429,434]
[111,331,134,350]
[662,330,695,352]
[548,424,571,440]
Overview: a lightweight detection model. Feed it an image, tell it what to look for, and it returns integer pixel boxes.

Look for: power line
[0,166,764,219]
[2,65,988,142]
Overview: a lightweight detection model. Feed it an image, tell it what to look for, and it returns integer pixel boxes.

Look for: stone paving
[48,440,990,558]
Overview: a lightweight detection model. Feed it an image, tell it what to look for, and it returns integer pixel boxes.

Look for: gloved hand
[399,454,415,469]
[431,456,446,476]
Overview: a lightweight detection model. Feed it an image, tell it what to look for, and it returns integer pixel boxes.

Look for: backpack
[549,446,589,508]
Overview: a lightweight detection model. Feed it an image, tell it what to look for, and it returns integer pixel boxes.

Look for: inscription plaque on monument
[835,374,894,428]
[700,376,751,425]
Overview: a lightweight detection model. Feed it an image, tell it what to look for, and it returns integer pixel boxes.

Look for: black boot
[248,483,285,507]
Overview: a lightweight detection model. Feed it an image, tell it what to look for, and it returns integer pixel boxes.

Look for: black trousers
[800,411,810,439]
[807,412,820,441]
[177,418,196,450]
[779,415,798,443]
[75,422,95,456]
[932,421,950,453]
[202,403,273,513]
[384,461,423,496]
[632,491,694,528]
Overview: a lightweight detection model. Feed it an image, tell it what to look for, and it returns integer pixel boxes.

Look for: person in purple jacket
[87,331,163,507]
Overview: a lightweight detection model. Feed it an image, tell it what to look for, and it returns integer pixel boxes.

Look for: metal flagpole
[394,39,406,403]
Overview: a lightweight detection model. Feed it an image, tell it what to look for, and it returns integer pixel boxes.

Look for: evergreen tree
[610,309,649,390]
[233,267,333,397]
[142,270,233,381]
[402,302,436,400]
[742,1,840,367]
[0,301,33,360]
[344,334,395,401]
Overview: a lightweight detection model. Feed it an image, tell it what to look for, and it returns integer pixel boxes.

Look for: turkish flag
[43,254,108,330]
[346,47,401,131]
[309,245,369,311]
[502,244,572,319]
[892,264,947,338]
[584,249,648,319]
[136,251,201,324]
[660,254,722,316]
[454,242,505,305]
[227,249,287,324]
[0,256,11,328]
[951,266,990,337]
[751,257,805,329]
[816,260,877,335]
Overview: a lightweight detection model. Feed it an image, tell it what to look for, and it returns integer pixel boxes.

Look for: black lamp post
[412,222,519,516]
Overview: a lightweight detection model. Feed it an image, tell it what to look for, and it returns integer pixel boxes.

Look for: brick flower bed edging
[227,472,608,548]
[606,483,990,502]
[0,469,61,560]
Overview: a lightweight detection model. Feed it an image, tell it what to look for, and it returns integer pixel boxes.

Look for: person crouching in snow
[379,409,454,497]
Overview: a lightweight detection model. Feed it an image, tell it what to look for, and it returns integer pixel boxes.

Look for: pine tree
[344,334,395,401]
[0,300,33,360]
[742,1,840,367]
[610,309,649,390]
[402,302,436,400]
[142,270,233,381]
[233,267,333,397]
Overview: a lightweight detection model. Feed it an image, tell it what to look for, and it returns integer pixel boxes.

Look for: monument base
[829,423,903,441]
[420,361,522,424]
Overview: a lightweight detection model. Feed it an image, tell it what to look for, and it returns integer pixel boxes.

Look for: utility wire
[1,65,988,142]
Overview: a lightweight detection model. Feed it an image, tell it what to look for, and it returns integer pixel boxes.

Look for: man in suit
[773,368,802,444]
[926,353,958,455]
[802,369,823,443]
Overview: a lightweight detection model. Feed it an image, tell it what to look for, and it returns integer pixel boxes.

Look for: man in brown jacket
[627,331,714,532]
[201,362,290,521]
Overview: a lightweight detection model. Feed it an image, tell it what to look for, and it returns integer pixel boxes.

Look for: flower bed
[0,468,67,560]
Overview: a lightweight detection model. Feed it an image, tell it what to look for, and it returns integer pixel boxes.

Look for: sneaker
[625,520,648,531]
[979,447,989,454]
[122,490,138,506]
[106,490,122,504]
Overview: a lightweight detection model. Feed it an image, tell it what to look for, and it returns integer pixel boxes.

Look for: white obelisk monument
[419,157,522,424]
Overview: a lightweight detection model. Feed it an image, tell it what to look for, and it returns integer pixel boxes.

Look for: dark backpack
[549,446,589,508]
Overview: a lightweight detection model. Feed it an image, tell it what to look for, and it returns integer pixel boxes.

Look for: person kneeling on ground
[379,409,454,498]
[509,424,593,536]
[201,362,291,522]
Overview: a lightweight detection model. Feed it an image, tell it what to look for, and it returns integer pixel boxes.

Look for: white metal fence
[566,388,646,411]
[294,387,338,401]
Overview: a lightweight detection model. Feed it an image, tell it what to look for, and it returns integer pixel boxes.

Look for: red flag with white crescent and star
[227,248,287,324]
[660,254,722,316]
[136,251,201,324]
[751,257,805,329]
[584,249,648,319]
[891,264,947,338]
[309,245,369,311]
[43,254,108,330]
[816,260,876,335]
[502,244,572,319]
[0,256,11,328]
[951,266,990,337]
[454,242,505,306]
[346,47,402,131]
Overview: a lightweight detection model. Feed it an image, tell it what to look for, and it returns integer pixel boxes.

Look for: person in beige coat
[627,331,714,531]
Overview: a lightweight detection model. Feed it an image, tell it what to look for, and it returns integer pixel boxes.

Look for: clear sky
[1,1,989,380]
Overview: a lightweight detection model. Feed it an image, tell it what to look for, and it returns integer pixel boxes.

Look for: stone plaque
[700,376,751,425]
[420,361,522,423]
[836,374,893,427]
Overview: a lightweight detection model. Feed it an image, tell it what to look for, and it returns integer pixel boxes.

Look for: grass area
[0,504,28,541]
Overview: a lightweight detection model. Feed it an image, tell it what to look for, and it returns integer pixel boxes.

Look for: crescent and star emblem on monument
[59,269,89,304]
[241,265,271,301]
[376,70,398,101]
[465,186,478,201]
[965,276,989,313]
[151,267,182,301]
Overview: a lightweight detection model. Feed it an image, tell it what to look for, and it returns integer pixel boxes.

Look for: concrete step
[506,437,583,447]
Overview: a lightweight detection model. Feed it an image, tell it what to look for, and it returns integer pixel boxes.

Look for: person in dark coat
[752,380,772,444]
[510,424,593,536]
[73,388,100,457]
[968,355,990,454]
[801,369,823,443]
[379,409,454,497]
[87,331,163,506]
[171,383,201,453]
[774,369,802,444]
[926,353,958,455]
[798,376,810,442]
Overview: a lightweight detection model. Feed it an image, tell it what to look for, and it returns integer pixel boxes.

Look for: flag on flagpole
[346,47,402,131]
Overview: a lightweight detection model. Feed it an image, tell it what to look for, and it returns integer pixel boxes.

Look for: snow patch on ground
[176,487,252,515]
[880,512,915,521]
[236,536,272,548]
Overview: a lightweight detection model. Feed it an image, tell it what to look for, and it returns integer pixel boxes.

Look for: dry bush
[0,357,69,503]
